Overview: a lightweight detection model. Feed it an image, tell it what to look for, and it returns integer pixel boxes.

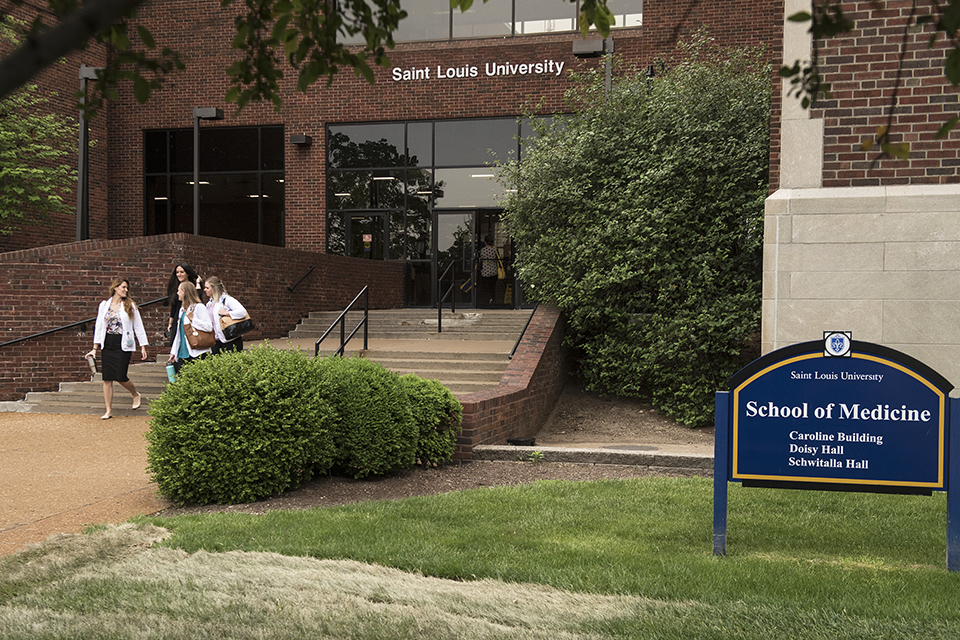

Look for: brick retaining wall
[456,305,567,458]
[0,234,402,401]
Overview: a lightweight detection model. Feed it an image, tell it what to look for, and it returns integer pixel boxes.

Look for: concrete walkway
[0,413,169,558]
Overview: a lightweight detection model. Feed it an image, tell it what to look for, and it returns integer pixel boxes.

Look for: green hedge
[400,374,462,467]
[146,347,335,506]
[146,346,463,505]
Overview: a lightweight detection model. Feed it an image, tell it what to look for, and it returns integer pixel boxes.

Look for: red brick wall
[0,234,402,401]
[812,0,960,186]
[456,305,567,458]
[90,0,783,253]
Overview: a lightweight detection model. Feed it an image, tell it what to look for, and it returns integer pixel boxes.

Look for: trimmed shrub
[315,356,417,478]
[399,374,463,466]
[146,346,335,505]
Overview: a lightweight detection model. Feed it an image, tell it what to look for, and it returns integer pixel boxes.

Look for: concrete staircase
[5,308,534,413]
[293,309,532,342]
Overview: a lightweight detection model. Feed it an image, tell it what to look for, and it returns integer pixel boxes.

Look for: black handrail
[437,260,456,334]
[287,265,315,292]
[0,296,169,350]
[315,286,369,357]
[509,302,539,360]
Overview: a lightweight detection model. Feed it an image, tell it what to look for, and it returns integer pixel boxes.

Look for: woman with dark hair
[85,278,149,420]
[165,263,202,340]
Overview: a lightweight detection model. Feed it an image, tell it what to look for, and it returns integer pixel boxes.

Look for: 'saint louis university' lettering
[744,401,932,422]
[392,60,566,81]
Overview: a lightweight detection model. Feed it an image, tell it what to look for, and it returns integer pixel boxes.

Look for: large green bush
[146,346,335,505]
[147,347,464,505]
[501,29,769,427]
[315,356,418,478]
[399,374,462,466]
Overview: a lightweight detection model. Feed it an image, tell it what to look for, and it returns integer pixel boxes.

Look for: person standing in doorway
[478,235,498,307]
[85,278,149,420]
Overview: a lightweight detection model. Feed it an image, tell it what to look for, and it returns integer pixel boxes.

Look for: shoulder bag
[185,307,216,350]
[220,313,256,341]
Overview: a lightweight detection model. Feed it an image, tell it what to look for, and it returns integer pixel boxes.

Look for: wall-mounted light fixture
[572,36,614,94]
[290,134,313,146]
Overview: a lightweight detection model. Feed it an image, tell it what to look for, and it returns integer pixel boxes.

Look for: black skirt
[101,333,132,382]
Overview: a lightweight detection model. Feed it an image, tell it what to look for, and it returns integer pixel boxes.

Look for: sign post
[714,334,956,569]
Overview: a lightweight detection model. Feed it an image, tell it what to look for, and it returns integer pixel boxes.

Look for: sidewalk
[0,407,714,558]
[0,413,169,558]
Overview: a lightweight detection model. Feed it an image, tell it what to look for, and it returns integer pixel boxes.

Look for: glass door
[348,214,385,259]
[436,212,475,306]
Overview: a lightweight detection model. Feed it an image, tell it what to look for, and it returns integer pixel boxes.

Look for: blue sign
[713,336,960,571]
[731,342,947,490]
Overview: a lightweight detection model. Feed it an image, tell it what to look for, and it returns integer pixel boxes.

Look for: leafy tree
[0,0,615,114]
[0,17,76,235]
[500,30,770,427]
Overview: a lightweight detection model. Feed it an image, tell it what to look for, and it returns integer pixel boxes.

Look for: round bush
[146,346,335,505]
[315,356,417,478]
[399,374,462,467]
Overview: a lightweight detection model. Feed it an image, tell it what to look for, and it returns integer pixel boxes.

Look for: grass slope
[1,477,958,639]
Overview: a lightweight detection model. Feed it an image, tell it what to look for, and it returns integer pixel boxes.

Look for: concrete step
[12,337,511,413]
[293,309,533,342]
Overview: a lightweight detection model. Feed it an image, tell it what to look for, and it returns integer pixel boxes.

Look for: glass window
[435,119,518,167]
[262,173,285,246]
[328,169,406,209]
[607,0,642,28]
[261,127,285,170]
[434,167,504,208]
[394,0,450,41]
[327,212,346,254]
[200,127,259,173]
[516,0,576,34]
[170,129,194,173]
[328,123,406,168]
[452,0,511,38]
[144,131,167,174]
[144,125,284,245]
[407,121,433,167]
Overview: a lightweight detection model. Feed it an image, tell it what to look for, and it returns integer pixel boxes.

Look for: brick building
[2,0,785,311]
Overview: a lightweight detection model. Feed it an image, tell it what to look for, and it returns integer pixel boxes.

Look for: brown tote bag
[185,308,216,350]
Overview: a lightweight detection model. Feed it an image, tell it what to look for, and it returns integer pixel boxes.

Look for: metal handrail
[437,260,457,334]
[314,286,369,357]
[0,296,169,350]
[287,265,315,292]
[509,302,539,359]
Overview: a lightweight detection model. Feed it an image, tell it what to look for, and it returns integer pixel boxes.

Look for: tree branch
[0,0,146,101]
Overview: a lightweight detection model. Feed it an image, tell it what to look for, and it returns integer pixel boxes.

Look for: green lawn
[1,476,958,639]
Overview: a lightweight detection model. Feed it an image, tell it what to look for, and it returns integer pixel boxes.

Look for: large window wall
[327,117,542,306]
[343,0,641,43]
[144,126,285,246]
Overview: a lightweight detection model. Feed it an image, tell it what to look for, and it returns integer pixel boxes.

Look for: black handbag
[221,316,255,340]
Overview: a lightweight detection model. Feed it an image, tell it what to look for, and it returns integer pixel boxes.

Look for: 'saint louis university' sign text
[391,59,566,82]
